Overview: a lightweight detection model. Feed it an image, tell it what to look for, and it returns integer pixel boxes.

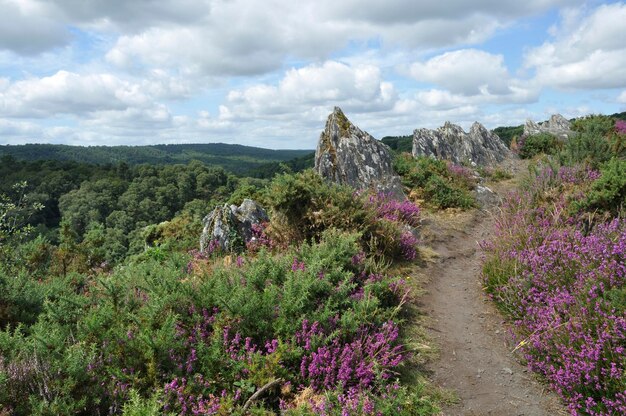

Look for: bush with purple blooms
[0,166,428,415]
[482,162,626,415]
[0,228,437,415]
[262,170,421,263]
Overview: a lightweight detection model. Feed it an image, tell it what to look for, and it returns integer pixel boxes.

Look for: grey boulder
[200,199,269,253]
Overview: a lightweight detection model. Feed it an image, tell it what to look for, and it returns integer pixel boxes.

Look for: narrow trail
[416,184,567,415]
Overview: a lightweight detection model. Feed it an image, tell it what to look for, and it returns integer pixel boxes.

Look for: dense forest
[0,143,312,176]
[0,113,624,415]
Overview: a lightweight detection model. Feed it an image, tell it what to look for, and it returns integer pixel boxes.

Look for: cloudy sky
[1,0,625,149]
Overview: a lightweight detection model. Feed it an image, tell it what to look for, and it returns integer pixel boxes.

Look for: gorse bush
[518,133,561,159]
[393,154,476,209]
[561,114,625,167]
[571,114,615,136]
[261,170,420,263]
[575,158,626,217]
[0,148,430,413]
[0,231,437,415]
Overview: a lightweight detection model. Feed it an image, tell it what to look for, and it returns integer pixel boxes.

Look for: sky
[1,0,625,149]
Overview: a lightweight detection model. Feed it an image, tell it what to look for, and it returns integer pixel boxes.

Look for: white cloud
[0,118,42,139]
[408,49,512,95]
[0,0,67,55]
[53,0,212,29]
[103,0,580,78]
[0,71,149,117]
[525,3,626,89]
[329,0,579,22]
[0,70,191,119]
[221,61,397,121]
[405,49,538,107]
[1,0,621,148]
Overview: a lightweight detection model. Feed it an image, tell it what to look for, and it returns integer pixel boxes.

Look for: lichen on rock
[200,199,269,253]
[523,114,573,140]
[412,121,512,167]
[314,107,405,199]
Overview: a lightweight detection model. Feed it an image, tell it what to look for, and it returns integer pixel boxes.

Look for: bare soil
[416,183,567,415]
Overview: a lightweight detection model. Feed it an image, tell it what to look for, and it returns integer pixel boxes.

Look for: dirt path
[416,198,567,415]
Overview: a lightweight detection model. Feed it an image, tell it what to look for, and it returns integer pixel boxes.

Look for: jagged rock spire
[412,121,511,166]
[314,107,405,199]
[523,114,573,139]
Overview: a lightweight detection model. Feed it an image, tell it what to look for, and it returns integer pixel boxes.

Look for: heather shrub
[0,229,435,415]
[482,164,626,415]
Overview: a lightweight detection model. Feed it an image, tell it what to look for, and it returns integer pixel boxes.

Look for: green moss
[334,107,351,137]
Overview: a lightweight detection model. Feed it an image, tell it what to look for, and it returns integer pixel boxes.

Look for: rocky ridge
[314,107,405,199]
[523,114,573,139]
[412,121,512,166]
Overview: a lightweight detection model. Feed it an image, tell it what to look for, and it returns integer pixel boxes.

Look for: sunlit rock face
[314,107,405,199]
[412,121,512,166]
[523,114,574,140]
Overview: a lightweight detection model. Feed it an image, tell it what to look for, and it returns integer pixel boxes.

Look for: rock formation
[200,199,268,253]
[412,121,512,166]
[523,114,573,139]
[315,107,405,199]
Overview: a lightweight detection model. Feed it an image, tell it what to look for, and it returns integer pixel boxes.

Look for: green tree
[0,182,44,252]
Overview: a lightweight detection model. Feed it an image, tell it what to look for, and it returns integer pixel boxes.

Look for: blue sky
[0,0,625,149]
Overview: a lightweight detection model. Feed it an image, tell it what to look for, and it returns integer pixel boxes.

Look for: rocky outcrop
[200,199,268,253]
[523,114,573,139]
[315,107,405,199]
[412,121,512,166]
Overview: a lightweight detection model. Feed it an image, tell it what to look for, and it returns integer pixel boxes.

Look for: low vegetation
[2,112,623,415]
[0,156,439,415]
[482,114,626,415]
[393,154,476,210]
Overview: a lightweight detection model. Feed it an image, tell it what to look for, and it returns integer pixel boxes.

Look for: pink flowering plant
[482,162,625,415]
[0,226,435,415]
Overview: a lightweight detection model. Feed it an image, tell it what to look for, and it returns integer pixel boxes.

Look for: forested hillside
[0,143,312,175]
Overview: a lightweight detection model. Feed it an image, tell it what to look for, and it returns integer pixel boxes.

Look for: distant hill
[0,143,312,175]
[248,151,315,178]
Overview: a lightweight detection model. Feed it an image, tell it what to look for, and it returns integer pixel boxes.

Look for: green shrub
[575,158,626,216]
[560,131,611,168]
[261,170,419,264]
[393,155,476,209]
[492,125,524,147]
[0,230,435,415]
[571,114,615,136]
[518,133,561,159]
